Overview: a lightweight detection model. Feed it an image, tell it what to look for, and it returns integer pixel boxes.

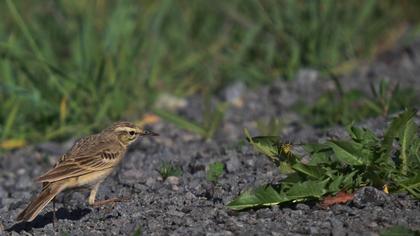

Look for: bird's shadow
[7,207,91,233]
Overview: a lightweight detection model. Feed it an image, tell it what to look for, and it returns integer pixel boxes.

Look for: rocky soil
[1,40,420,235]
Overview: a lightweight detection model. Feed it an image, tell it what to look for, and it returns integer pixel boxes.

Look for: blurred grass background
[1,0,420,147]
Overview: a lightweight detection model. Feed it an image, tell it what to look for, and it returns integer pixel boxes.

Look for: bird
[16,121,158,222]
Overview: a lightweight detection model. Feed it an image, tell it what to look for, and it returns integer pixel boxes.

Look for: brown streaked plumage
[16,121,158,222]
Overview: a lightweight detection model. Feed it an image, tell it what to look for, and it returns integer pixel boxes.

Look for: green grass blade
[153,109,207,137]
[1,101,20,140]
[205,103,227,139]
[6,0,43,60]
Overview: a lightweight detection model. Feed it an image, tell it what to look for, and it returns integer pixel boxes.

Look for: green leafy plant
[158,162,183,181]
[206,161,225,183]
[228,109,420,210]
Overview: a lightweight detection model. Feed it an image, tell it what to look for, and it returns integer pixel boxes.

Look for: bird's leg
[88,182,101,206]
[89,182,129,208]
[52,198,57,229]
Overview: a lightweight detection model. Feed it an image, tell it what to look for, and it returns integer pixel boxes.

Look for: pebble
[146,177,156,187]
[155,93,187,110]
[331,204,355,215]
[206,231,234,236]
[223,81,246,108]
[225,154,241,173]
[185,191,196,200]
[167,209,185,218]
[330,218,345,236]
[295,203,310,211]
[166,176,180,185]
[353,187,390,208]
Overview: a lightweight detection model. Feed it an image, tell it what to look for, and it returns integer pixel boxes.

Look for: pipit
[16,121,158,222]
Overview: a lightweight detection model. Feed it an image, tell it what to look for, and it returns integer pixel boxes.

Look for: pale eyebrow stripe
[114,127,136,132]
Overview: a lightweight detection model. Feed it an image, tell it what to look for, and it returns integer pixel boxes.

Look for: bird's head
[105,121,158,146]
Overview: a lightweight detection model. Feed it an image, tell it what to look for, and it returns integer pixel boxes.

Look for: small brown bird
[16,121,158,222]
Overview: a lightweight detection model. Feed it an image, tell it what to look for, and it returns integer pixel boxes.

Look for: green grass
[0,0,419,145]
[295,80,417,127]
[296,79,418,128]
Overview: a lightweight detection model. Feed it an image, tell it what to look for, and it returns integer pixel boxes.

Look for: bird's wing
[37,136,124,183]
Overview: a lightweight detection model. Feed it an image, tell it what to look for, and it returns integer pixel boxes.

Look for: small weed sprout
[206,162,225,183]
[158,162,182,181]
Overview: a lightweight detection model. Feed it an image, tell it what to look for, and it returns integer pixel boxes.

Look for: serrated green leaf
[244,129,280,163]
[286,180,328,199]
[227,185,288,210]
[278,161,295,174]
[382,109,416,158]
[281,172,304,186]
[398,118,417,175]
[227,180,328,210]
[329,140,365,166]
[328,175,345,193]
[341,170,358,189]
[308,151,333,165]
[304,143,331,153]
[396,174,420,199]
[291,162,324,180]
[347,125,378,145]
[409,140,420,166]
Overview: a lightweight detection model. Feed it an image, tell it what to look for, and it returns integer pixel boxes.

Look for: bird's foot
[92,196,130,208]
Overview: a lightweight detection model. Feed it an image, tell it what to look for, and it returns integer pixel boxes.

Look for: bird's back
[37,132,125,183]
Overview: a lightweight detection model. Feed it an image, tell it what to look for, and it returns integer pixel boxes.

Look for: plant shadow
[7,207,91,233]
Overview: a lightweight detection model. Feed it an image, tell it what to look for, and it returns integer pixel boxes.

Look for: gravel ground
[1,40,420,235]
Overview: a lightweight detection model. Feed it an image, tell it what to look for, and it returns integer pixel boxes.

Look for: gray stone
[225,153,241,173]
[353,187,390,208]
[295,203,310,211]
[223,82,246,107]
[330,218,345,236]
[166,176,180,186]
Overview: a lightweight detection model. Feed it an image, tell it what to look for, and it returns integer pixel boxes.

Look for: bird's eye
[129,131,135,136]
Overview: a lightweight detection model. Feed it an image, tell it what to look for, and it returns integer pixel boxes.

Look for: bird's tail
[16,182,63,222]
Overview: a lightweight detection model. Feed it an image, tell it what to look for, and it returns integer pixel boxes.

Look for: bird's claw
[92,196,130,208]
